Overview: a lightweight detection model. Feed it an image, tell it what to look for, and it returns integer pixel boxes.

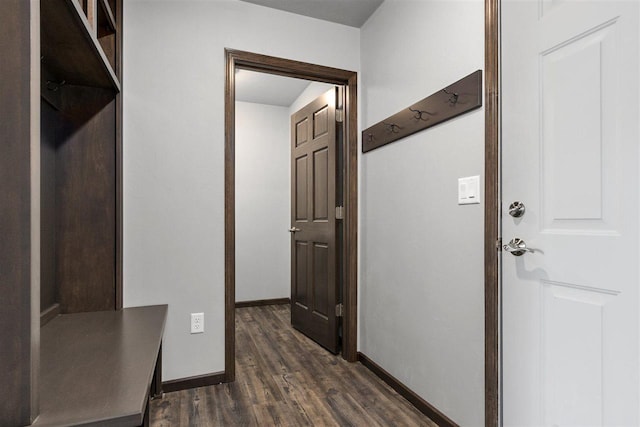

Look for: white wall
[288,81,335,116]
[235,101,290,302]
[359,1,485,425]
[123,0,360,381]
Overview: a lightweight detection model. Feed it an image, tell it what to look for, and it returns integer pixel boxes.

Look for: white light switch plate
[458,176,481,205]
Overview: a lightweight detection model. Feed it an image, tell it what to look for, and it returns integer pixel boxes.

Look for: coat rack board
[362,70,483,153]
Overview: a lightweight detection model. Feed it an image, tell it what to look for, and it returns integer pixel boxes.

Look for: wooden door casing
[225,48,359,383]
[290,89,339,353]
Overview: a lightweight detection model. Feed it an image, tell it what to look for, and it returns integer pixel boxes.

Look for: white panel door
[502,1,639,426]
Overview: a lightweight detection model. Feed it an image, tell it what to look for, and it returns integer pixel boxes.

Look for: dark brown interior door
[290,88,339,353]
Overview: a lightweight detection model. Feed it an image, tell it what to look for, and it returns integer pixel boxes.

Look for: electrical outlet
[191,312,204,334]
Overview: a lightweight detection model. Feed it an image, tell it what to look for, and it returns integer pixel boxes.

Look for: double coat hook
[443,88,459,105]
[383,122,401,134]
[408,107,435,121]
[46,80,66,92]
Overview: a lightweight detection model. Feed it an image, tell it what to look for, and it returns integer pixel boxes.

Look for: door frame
[224,49,359,382]
[484,0,500,426]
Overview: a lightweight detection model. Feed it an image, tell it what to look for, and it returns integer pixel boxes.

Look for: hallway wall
[124,1,485,420]
[235,101,290,303]
[359,0,485,424]
[123,0,360,381]
[288,82,335,115]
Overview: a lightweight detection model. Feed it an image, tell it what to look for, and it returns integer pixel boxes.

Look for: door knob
[503,238,533,256]
[288,227,301,233]
[508,201,526,218]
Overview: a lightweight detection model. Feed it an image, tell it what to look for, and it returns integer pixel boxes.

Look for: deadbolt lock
[508,201,526,218]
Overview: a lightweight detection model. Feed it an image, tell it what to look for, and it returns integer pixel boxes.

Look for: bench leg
[151,342,163,399]
[141,396,150,427]
[143,342,162,426]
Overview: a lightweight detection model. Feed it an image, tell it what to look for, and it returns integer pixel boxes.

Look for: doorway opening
[224,49,358,382]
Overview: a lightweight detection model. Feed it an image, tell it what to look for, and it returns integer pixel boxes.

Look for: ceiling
[235,1,383,104]
[238,0,383,28]
[235,70,312,107]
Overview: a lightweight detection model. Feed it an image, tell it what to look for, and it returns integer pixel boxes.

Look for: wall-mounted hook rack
[362,70,482,153]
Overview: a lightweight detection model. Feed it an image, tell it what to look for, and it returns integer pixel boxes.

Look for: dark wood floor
[151,304,437,426]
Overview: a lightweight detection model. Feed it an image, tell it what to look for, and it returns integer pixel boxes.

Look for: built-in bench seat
[32,305,167,427]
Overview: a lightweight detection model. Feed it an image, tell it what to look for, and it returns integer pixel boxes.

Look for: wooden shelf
[97,0,117,36]
[41,0,120,91]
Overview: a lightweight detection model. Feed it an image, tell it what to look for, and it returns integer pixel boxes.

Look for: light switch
[458,175,481,205]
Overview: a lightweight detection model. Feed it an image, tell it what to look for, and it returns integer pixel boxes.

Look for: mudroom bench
[32,305,167,427]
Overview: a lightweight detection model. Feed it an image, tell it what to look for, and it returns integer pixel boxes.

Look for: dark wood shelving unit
[39,0,123,320]
[41,0,120,91]
[2,0,131,424]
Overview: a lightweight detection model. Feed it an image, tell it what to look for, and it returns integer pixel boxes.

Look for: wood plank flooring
[151,304,437,426]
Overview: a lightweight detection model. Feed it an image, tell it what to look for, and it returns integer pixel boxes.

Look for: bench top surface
[33,305,168,427]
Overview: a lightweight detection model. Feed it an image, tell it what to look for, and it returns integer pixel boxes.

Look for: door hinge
[336,303,344,317]
[336,109,344,123]
[335,206,344,220]
[496,238,502,251]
